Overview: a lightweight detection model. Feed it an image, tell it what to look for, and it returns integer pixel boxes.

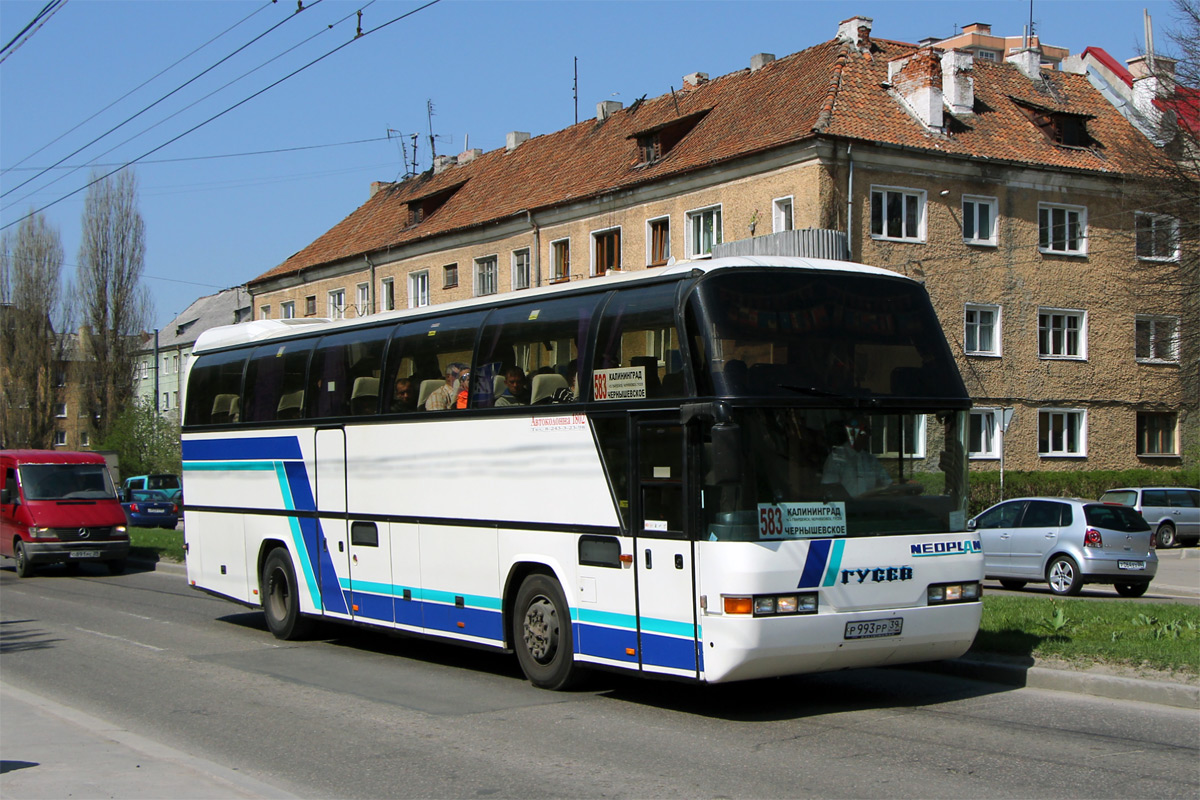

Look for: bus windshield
[701,407,968,540]
[687,269,967,401]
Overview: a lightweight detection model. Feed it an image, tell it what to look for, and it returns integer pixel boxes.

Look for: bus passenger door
[633,420,699,678]
[314,428,352,620]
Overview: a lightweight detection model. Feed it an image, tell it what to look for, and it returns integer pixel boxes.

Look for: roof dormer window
[630,109,710,166]
[405,183,465,228]
[1014,101,1096,148]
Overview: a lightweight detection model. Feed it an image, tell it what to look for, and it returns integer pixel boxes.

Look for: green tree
[98,400,180,479]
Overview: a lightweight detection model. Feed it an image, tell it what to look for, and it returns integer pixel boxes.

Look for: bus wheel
[513,574,579,690]
[262,548,313,640]
[14,540,34,578]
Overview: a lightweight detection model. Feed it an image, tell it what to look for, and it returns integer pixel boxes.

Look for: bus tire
[262,548,313,640]
[513,573,579,690]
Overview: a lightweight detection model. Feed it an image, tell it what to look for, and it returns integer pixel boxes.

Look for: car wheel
[1046,555,1083,596]
[261,548,313,640]
[998,579,1027,591]
[1114,583,1149,598]
[512,573,580,691]
[14,540,34,578]
[1156,522,1177,549]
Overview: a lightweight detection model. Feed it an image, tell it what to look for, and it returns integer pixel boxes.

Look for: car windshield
[1084,504,1150,532]
[701,407,969,540]
[19,463,116,500]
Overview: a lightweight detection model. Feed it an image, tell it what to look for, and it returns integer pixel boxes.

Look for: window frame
[409,270,430,309]
[474,255,498,297]
[592,227,622,276]
[964,303,1001,357]
[260,305,271,320]
[280,301,296,319]
[1038,408,1087,458]
[1135,212,1180,262]
[304,295,316,317]
[969,408,1001,459]
[685,204,723,258]
[1137,411,1178,457]
[327,289,346,320]
[550,238,571,283]
[962,195,998,246]
[1038,202,1087,256]
[869,186,926,243]
[355,282,371,317]
[380,277,395,312]
[772,196,794,233]
[54,403,67,419]
[512,248,531,291]
[646,216,670,267]
[53,430,66,447]
[1038,307,1087,360]
[1135,314,1181,364]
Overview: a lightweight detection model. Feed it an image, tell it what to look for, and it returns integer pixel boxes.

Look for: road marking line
[74,627,165,651]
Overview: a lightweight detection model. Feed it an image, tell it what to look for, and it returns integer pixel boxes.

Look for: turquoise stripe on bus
[822,538,846,587]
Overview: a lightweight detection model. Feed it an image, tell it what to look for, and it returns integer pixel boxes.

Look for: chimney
[506,131,530,151]
[457,148,482,165]
[683,72,709,88]
[962,22,991,35]
[432,154,457,174]
[888,48,944,129]
[941,49,975,115]
[596,100,623,120]
[1006,47,1043,80]
[370,181,388,198]
[836,16,873,50]
[750,53,775,72]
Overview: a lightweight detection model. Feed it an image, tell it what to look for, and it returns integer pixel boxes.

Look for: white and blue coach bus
[181,257,982,689]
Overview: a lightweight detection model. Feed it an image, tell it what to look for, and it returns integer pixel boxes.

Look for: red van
[1,450,130,577]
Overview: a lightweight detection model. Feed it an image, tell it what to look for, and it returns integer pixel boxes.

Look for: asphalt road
[1,563,1197,799]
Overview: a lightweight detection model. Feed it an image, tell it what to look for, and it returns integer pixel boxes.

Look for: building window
[870,187,925,242]
[686,205,722,257]
[443,263,458,289]
[962,196,997,245]
[1137,412,1178,456]
[976,49,998,62]
[53,431,66,447]
[281,301,295,319]
[305,295,317,316]
[964,304,1001,356]
[1038,409,1086,457]
[512,248,531,290]
[380,278,395,311]
[163,354,171,375]
[409,270,430,308]
[1038,308,1086,359]
[1135,213,1179,261]
[1135,315,1180,363]
[173,391,178,409]
[356,283,371,316]
[868,414,926,459]
[260,305,271,319]
[647,217,670,266]
[54,403,67,418]
[593,228,621,275]
[636,132,662,164]
[551,239,570,282]
[173,354,179,373]
[328,289,346,320]
[1038,203,1087,255]
[80,431,90,447]
[773,196,794,232]
[163,392,171,410]
[969,409,1000,459]
[475,256,498,297]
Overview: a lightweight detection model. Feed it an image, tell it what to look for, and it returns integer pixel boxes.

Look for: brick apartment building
[246,16,1195,473]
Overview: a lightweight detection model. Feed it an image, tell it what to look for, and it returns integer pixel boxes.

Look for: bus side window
[591,283,685,401]
[184,349,248,426]
[387,312,489,412]
[310,327,388,418]
[243,340,314,423]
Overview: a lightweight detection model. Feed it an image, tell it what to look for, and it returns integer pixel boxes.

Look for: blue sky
[0,0,1182,329]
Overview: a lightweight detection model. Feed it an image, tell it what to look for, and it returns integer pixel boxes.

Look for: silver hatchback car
[968,497,1157,597]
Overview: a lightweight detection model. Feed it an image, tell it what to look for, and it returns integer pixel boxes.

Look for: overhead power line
[0,0,444,233]
[0,0,67,64]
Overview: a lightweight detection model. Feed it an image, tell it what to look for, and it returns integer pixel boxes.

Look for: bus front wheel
[513,573,579,690]
[261,548,313,640]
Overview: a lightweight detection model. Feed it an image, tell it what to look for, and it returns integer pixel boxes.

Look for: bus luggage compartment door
[633,421,699,678]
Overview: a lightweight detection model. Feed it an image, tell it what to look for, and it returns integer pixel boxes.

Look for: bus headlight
[725,593,818,616]
[927,581,982,605]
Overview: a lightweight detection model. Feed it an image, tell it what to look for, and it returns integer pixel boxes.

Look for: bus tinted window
[385,312,487,411]
[475,295,599,407]
[591,283,686,402]
[184,349,247,425]
[309,326,390,418]
[244,340,314,422]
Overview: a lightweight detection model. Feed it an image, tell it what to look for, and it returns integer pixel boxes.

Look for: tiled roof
[251,35,1160,287]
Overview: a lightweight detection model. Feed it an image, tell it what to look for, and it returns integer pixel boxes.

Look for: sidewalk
[0,682,297,800]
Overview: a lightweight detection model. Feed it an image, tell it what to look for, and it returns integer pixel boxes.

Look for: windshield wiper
[777,384,839,398]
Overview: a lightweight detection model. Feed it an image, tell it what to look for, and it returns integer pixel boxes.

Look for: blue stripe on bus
[423,602,505,641]
[640,630,699,672]
[576,622,638,662]
[183,436,302,462]
[798,539,831,588]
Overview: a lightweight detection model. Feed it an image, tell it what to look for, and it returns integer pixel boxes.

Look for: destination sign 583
[758,502,847,539]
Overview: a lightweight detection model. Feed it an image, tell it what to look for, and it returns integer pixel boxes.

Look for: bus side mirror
[710,421,742,484]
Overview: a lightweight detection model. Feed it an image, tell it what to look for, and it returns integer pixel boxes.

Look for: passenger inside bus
[390,377,418,412]
[425,363,467,411]
[821,417,892,497]
[494,366,530,406]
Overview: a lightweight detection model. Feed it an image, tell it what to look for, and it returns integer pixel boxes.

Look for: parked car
[121,489,180,529]
[1,450,130,577]
[969,497,1157,597]
[122,474,182,503]
[1099,487,1200,548]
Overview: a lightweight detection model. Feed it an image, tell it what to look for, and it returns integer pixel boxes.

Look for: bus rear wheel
[262,548,313,640]
[513,573,579,690]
